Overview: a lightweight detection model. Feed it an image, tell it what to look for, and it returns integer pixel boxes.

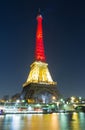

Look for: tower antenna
[38,8,41,14]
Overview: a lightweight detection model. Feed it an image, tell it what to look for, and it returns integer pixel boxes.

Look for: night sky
[0,0,85,98]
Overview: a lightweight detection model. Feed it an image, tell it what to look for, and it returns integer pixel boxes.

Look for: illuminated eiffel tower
[21,13,60,103]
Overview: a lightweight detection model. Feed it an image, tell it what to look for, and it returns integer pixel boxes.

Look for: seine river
[0,112,85,130]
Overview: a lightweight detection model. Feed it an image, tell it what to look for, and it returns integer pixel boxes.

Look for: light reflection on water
[0,112,85,130]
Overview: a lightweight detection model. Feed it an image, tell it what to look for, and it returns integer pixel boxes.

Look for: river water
[0,112,85,130]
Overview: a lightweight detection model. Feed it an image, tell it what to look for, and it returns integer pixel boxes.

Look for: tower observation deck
[21,13,60,103]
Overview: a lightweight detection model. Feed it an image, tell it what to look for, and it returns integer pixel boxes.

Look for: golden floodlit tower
[21,13,60,103]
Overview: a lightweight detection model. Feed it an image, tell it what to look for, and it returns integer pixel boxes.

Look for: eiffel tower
[21,13,60,103]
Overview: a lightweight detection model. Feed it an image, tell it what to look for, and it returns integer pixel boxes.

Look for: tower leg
[21,83,60,103]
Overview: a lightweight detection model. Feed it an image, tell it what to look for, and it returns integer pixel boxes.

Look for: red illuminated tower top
[35,13,46,62]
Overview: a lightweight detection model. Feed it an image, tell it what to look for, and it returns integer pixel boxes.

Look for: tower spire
[38,8,40,14]
[35,13,46,62]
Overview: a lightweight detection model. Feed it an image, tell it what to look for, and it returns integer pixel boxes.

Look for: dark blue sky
[0,0,85,98]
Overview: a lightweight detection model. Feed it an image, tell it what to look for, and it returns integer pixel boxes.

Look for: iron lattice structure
[22,83,60,103]
[21,13,60,103]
